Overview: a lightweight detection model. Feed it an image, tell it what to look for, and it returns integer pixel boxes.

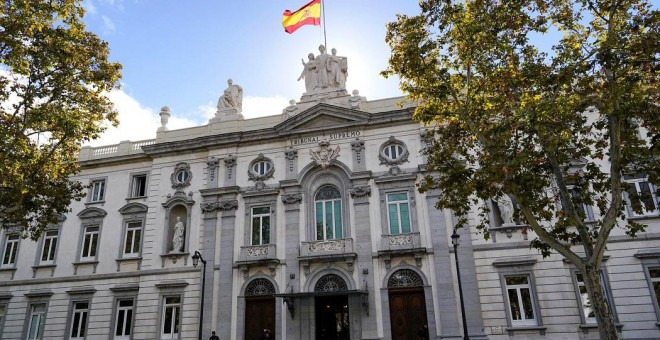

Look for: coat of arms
[310,140,340,169]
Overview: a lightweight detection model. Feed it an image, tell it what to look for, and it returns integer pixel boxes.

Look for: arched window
[314,274,348,292]
[245,278,276,296]
[387,269,424,288]
[315,185,343,240]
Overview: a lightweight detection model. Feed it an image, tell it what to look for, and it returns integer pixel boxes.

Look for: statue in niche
[298,53,318,92]
[172,216,185,252]
[494,193,515,225]
[217,78,243,112]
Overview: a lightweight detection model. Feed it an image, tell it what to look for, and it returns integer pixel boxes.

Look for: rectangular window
[123,222,142,257]
[574,272,613,324]
[114,299,134,339]
[80,226,99,260]
[69,301,89,339]
[315,200,342,240]
[387,192,411,234]
[251,207,271,245]
[2,234,19,267]
[575,273,596,323]
[40,230,58,264]
[623,174,659,217]
[26,303,47,340]
[504,275,538,326]
[568,187,595,221]
[161,296,181,339]
[90,179,106,202]
[129,174,147,198]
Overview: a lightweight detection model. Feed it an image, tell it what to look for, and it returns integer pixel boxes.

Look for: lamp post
[192,251,207,340]
[451,229,470,340]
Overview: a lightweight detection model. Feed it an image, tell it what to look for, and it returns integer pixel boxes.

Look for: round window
[384,144,403,160]
[175,170,190,183]
[252,161,273,176]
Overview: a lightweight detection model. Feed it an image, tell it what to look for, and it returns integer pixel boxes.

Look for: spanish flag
[282,0,321,34]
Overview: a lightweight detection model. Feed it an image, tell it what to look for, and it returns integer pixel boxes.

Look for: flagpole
[321,0,327,47]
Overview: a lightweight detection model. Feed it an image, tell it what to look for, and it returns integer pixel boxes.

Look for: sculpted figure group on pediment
[298,44,348,93]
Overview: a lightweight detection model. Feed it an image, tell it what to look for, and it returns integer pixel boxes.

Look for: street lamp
[192,251,207,340]
[451,229,470,340]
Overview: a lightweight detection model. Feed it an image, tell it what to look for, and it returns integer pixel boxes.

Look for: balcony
[299,238,357,274]
[378,232,426,269]
[235,244,279,277]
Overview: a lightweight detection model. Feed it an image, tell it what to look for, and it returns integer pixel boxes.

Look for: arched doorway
[244,278,276,339]
[315,274,350,340]
[388,269,428,340]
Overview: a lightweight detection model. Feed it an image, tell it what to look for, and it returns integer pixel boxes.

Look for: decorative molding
[200,201,220,213]
[281,193,303,205]
[310,140,340,170]
[351,138,365,167]
[308,240,345,253]
[66,287,97,295]
[246,246,269,257]
[118,202,148,216]
[218,200,239,211]
[206,156,219,182]
[285,147,298,174]
[388,234,414,246]
[77,207,107,221]
[349,186,371,198]
[224,154,237,180]
[492,257,537,267]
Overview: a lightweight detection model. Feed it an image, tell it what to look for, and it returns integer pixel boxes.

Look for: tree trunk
[582,266,619,340]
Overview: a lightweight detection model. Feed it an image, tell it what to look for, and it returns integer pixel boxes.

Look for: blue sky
[82,0,422,146]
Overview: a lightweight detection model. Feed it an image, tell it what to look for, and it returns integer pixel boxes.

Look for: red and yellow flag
[282,0,321,34]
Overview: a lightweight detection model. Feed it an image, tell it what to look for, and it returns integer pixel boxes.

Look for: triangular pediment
[274,103,371,135]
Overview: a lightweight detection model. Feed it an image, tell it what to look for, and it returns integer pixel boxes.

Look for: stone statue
[172,216,185,252]
[298,53,318,93]
[494,194,515,225]
[298,45,349,96]
[217,79,243,112]
[329,48,346,88]
[315,44,330,88]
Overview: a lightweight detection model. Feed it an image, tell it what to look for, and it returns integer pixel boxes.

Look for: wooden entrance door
[245,296,275,340]
[389,288,428,340]
[315,295,350,340]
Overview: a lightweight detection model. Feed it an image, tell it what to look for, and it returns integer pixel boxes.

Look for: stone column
[349,179,377,339]
[215,198,239,339]
[280,182,302,339]
[425,189,462,339]
[199,201,220,338]
[453,215,488,339]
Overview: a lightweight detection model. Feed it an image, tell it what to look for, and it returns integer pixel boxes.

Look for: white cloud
[85,89,196,147]
[101,15,116,34]
[242,95,290,119]
[85,93,291,148]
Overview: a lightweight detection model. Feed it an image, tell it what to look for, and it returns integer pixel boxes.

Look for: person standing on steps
[209,330,219,340]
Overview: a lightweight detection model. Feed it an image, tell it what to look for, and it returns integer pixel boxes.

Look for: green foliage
[385,1,658,338]
[0,0,122,240]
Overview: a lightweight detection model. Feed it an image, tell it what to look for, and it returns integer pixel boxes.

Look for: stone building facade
[1,49,659,340]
